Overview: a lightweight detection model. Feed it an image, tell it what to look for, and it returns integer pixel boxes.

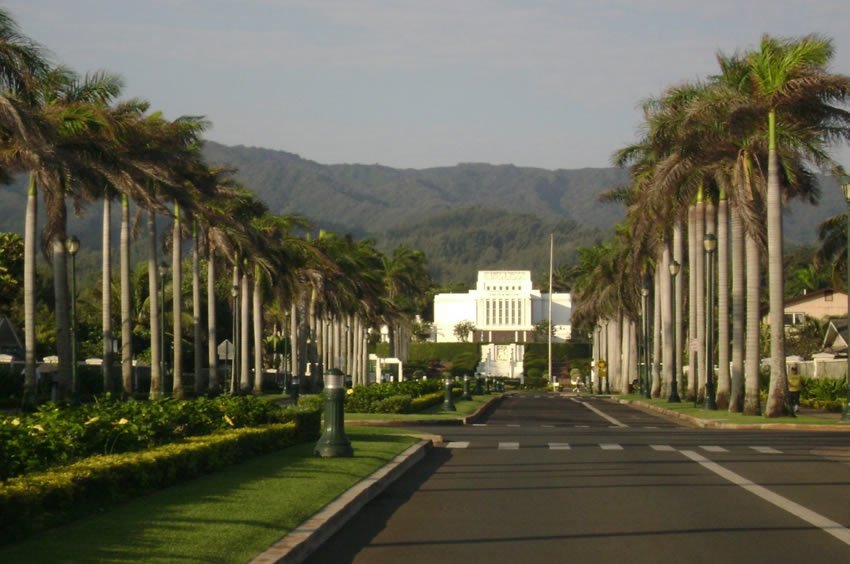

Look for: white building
[433,270,572,344]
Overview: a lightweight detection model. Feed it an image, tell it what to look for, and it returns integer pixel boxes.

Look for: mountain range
[0,140,843,286]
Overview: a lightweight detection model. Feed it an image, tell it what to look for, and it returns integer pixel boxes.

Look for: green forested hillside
[0,141,842,285]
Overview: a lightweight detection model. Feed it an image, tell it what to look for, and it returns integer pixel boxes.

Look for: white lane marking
[680,450,850,546]
[569,398,583,404]
[751,446,782,454]
[541,424,555,428]
[581,401,628,427]
[701,446,729,453]
[600,443,623,450]
[446,441,469,449]
[549,443,571,450]
[644,426,659,429]
[651,444,676,452]
[575,425,590,428]
[507,424,521,427]
[472,423,487,427]
[499,442,520,450]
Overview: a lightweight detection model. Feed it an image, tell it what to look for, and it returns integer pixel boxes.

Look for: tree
[453,320,475,343]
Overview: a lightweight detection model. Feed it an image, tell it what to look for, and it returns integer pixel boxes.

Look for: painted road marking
[681,450,850,547]
[499,442,520,450]
[446,441,469,449]
[549,443,571,450]
[507,424,521,427]
[541,424,555,428]
[751,446,782,454]
[472,423,487,427]
[575,425,590,428]
[700,445,729,453]
[581,401,628,427]
[651,445,677,452]
[600,443,624,450]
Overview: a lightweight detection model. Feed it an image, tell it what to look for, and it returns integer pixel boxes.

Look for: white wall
[434,293,477,342]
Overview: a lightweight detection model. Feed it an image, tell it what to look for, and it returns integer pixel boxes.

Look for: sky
[6,0,850,171]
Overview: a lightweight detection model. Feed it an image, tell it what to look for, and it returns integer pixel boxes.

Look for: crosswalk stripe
[472,423,487,427]
[499,442,520,450]
[575,425,590,428]
[701,446,729,453]
[651,444,676,452]
[446,441,469,449]
[541,424,555,428]
[644,426,659,429]
[549,443,571,450]
[507,424,521,427]
[751,446,782,454]
[600,443,623,450]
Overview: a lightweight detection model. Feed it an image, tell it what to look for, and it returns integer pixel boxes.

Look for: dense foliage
[344,379,447,413]
[0,395,305,480]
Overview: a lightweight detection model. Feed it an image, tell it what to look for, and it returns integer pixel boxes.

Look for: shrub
[373,394,413,413]
[410,391,445,411]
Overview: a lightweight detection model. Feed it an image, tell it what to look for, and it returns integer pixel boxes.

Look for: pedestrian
[787,364,802,415]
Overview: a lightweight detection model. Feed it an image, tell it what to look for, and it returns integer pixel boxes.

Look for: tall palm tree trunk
[148,210,161,400]
[673,220,684,402]
[729,207,746,412]
[608,315,621,393]
[765,128,787,417]
[652,268,661,397]
[207,248,218,394]
[687,205,697,400]
[120,193,133,398]
[290,301,298,381]
[716,194,731,409]
[704,197,716,403]
[240,270,250,393]
[172,205,184,399]
[252,267,263,395]
[661,242,673,397]
[744,232,762,415]
[192,221,203,396]
[23,174,37,408]
[695,193,706,401]
[102,191,114,394]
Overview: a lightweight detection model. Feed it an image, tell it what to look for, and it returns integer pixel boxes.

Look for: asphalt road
[307,393,850,563]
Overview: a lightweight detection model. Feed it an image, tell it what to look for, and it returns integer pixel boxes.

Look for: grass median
[622,393,847,426]
[346,393,501,422]
[0,428,419,563]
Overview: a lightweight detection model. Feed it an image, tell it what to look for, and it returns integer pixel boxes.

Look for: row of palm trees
[0,8,433,407]
[572,34,850,416]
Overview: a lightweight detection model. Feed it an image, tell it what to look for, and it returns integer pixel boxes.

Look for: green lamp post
[668,261,681,403]
[314,368,353,457]
[67,235,80,404]
[704,233,718,410]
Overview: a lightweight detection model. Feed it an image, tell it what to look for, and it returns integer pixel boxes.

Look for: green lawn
[346,393,500,421]
[623,394,848,426]
[0,429,418,563]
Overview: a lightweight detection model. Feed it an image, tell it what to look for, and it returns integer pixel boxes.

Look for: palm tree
[747,34,850,416]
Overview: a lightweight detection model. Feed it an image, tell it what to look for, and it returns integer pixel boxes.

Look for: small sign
[689,338,700,352]
[218,340,234,360]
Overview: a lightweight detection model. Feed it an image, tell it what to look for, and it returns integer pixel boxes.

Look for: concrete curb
[618,398,850,431]
[251,438,434,564]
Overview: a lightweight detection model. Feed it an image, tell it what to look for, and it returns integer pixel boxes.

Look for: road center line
[580,401,628,427]
[680,450,850,547]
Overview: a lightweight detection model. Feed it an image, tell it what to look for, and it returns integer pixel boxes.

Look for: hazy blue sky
[7,0,850,170]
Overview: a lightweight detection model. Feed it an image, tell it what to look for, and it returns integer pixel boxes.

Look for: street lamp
[158,261,168,397]
[668,260,681,403]
[66,235,80,404]
[640,285,650,398]
[704,233,718,410]
[842,180,850,422]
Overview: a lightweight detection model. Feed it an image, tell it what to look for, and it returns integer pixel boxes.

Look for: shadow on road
[304,446,453,563]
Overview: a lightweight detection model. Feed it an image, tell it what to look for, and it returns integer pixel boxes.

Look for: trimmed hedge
[410,390,445,411]
[0,407,320,545]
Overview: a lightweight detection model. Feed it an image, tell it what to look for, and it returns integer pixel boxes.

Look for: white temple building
[433,270,572,344]
[432,271,572,379]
